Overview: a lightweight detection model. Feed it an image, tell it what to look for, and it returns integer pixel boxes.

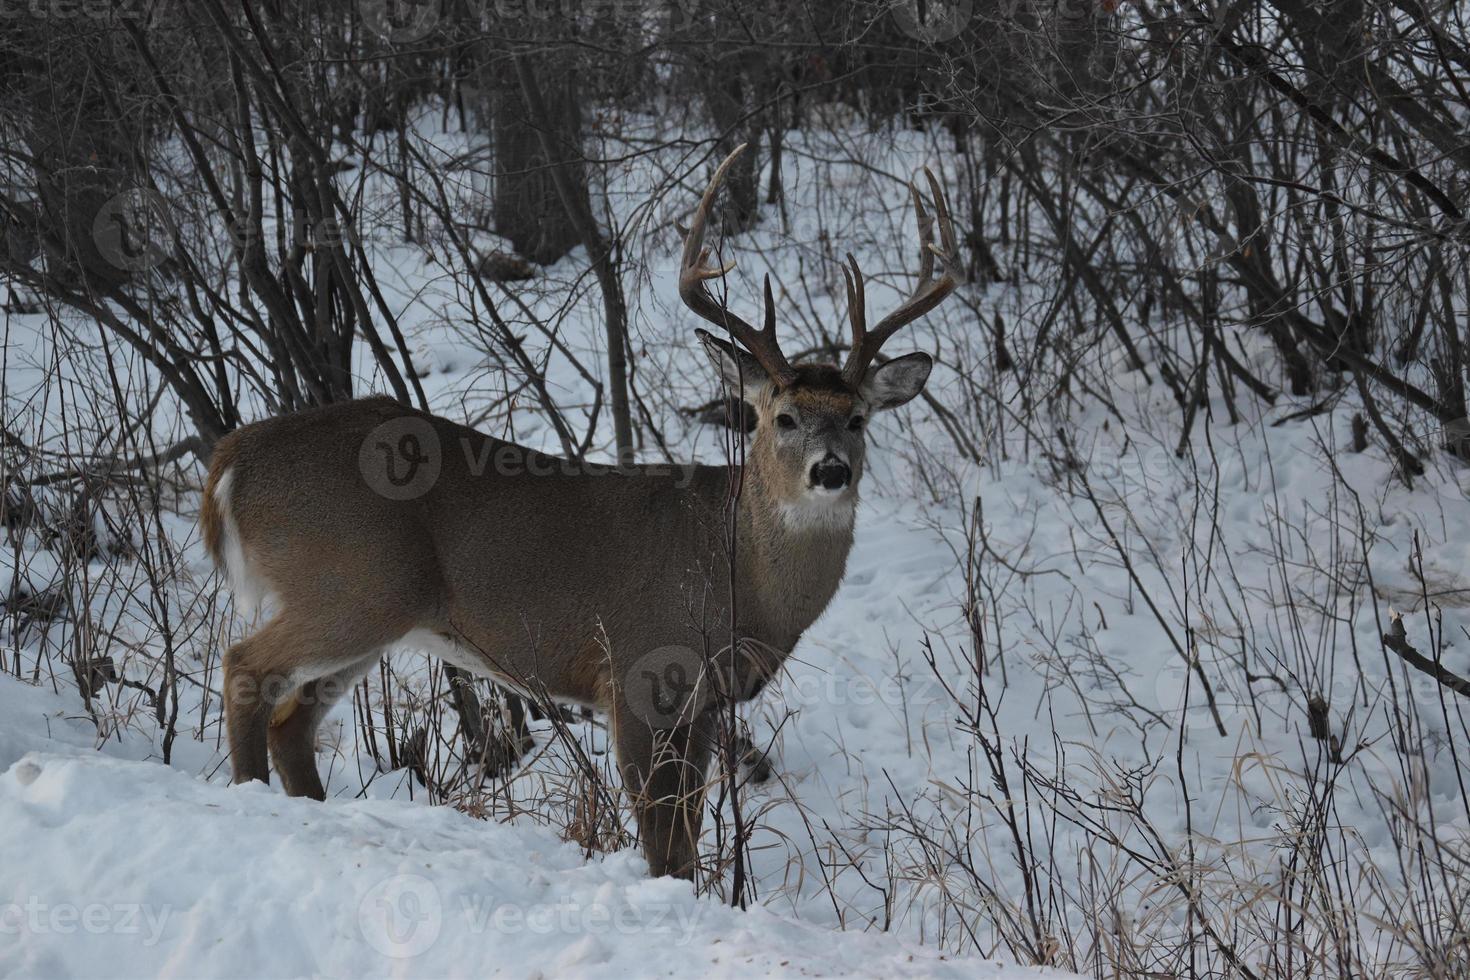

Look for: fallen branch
[1382,617,1470,699]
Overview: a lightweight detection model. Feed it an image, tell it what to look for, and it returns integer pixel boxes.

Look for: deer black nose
[810,458,851,491]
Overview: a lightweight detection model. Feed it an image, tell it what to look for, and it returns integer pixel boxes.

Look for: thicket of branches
[5,1,1467,468]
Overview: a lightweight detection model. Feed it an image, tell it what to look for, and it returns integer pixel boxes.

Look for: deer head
[680,144,962,520]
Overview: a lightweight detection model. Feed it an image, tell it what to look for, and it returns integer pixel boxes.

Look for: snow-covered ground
[0,676,1047,978]
[4,113,1468,977]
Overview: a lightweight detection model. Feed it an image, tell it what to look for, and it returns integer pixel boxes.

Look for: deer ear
[698,329,771,401]
[860,352,932,410]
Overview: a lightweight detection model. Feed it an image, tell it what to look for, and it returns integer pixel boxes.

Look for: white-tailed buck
[202,145,961,879]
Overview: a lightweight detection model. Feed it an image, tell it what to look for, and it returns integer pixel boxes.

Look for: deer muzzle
[809,456,852,492]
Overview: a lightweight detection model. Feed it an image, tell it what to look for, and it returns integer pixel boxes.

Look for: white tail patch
[212,467,271,613]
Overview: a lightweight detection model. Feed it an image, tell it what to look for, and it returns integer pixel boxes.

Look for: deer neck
[730,459,856,653]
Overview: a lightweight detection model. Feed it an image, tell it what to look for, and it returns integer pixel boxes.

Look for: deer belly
[392,627,594,708]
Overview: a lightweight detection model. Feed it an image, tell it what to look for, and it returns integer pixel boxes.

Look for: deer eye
[848,415,865,432]
[775,413,797,430]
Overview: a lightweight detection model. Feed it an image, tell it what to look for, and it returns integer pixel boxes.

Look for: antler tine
[841,252,865,347]
[762,273,776,333]
[841,167,964,388]
[679,143,797,387]
[924,166,960,267]
[911,181,935,284]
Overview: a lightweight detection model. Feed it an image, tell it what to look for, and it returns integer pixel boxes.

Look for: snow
[0,677,1047,979]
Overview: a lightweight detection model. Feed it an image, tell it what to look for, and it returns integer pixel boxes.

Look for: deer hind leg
[268,659,378,800]
[222,620,292,788]
[223,611,398,793]
[614,712,713,880]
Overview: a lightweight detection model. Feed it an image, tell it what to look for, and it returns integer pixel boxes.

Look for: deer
[200,144,961,880]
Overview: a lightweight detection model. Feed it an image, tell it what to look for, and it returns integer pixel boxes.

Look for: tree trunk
[511,55,635,463]
[488,55,585,265]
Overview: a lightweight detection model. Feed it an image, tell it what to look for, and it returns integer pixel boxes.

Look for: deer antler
[679,144,797,388]
[840,168,962,388]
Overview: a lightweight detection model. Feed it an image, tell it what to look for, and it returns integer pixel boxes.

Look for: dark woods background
[4,0,1467,468]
